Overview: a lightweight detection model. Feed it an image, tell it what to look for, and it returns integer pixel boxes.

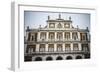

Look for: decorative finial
[59,14,61,19]
[48,15,50,20]
[69,16,71,20]
[86,27,88,31]
[77,25,79,29]
[39,25,41,28]
[27,26,29,30]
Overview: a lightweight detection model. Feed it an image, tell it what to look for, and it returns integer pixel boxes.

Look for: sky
[24,11,90,30]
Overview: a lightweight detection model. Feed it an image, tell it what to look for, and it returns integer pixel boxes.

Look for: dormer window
[49,23,55,28]
[64,23,70,28]
[57,23,62,28]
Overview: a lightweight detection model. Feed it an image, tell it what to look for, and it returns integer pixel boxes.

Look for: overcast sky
[24,11,90,30]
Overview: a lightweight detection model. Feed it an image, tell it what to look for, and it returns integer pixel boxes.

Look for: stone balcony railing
[25,50,90,56]
[37,38,80,42]
[25,38,89,43]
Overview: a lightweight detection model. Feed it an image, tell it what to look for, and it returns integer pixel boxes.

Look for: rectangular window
[39,44,45,52]
[65,44,71,51]
[73,44,79,51]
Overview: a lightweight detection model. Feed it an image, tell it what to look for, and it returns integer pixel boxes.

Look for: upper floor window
[57,33,62,40]
[64,23,70,28]
[81,33,87,41]
[65,32,70,40]
[73,44,79,51]
[49,33,55,40]
[40,32,46,40]
[31,34,35,41]
[28,32,31,41]
[72,32,78,40]
[57,23,62,28]
[49,23,55,28]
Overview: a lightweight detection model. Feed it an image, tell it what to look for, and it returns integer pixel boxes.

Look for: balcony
[25,50,90,56]
[36,38,80,42]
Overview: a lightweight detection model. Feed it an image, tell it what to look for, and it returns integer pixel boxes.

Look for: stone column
[71,43,73,51]
[78,32,80,41]
[78,43,81,51]
[54,44,57,52]
[63,32,65,41]
[26,32,29,41]
[36,44,39,52]
[37,32,40,41]
[45,44,48,52]
[70,32,72,41]
[55,32,57,41]
[87,32,90,41]
[63,43,65,51]
[46,32,49,41]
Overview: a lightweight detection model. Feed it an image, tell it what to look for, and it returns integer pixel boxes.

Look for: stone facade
[24,14,90,61]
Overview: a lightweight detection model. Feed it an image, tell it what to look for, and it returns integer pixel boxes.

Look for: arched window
[56,56,63,60]
[66,56,73,60]
[76,55,82,59]
[49,23,55,28]
[35,57,42,61]
[46,56,53,61]
[64,23,70,28]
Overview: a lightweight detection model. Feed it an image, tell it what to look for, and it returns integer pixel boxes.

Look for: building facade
[24,14,90,61]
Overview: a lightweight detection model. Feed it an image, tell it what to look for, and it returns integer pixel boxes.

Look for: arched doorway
[35,57,42,61]
[76,55,82,59]
[66,56,73,60]
[46,56,53,61]
[56,56,63,60]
